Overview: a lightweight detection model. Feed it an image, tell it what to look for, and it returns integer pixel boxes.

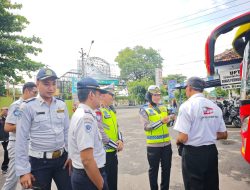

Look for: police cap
[77,77,106,93]
[36,68,59,81]
[100,83,115,95]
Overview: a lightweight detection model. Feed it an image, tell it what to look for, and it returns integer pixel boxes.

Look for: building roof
[213,48,242,67]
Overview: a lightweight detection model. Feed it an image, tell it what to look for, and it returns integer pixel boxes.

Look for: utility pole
[79,40,94,78]
[79,48,86,77]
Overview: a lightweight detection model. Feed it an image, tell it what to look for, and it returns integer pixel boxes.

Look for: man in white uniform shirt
[2,82,37,190]
[69,77,108,190]
[174,77,227,190]
[15,68,72,190]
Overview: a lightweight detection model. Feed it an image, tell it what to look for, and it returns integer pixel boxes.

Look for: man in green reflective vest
[96,84,124,190]
[139,85,172,190]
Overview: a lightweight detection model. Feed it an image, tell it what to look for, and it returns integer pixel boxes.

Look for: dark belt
[73,167,105,175]
[184,144,216,151]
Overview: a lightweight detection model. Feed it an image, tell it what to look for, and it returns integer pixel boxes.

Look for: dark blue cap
[36,68,59,80]
[186,77,205,91]
[77,77,105,92]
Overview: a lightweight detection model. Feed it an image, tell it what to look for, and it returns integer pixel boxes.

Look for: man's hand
[217,131,228,140]
[176,132,188,145]
[63,158,72,176]
[162,116,170,124]
[20,173,35,189]
[116,140,124,152]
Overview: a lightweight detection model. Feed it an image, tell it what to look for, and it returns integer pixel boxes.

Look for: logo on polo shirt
[202,107,213,115]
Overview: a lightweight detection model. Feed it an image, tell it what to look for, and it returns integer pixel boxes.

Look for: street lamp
[87,40,94,57]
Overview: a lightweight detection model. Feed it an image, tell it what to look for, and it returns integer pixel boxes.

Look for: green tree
[115,46,163,81]
[162,74,187,84]
[0,0,43,86]
[0,84,5,96]
[127,78,154,104]
[210,87,228,98]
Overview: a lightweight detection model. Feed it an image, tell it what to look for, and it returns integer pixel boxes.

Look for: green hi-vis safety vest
[100,107,118,152]
[144,105,171,144]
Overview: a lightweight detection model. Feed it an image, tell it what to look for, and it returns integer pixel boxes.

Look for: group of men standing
[0,68,123,190]
[0,67,228,190]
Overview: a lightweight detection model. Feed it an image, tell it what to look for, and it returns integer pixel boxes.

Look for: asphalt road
[1,107,250,190]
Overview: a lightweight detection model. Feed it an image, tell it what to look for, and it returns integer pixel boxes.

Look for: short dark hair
[22,82,37,94]
[78,89,96,102]
[186,77,205,92]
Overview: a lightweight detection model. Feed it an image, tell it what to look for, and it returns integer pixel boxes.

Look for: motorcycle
[216,100,241,128]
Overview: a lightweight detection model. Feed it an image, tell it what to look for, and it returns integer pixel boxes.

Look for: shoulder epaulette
[84,110,95,118]
[24,97,36,103]
[56,97,64,102]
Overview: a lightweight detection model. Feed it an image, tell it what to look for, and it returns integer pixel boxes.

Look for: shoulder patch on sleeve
[95,110,102,122]
[13,107,22,117]
[84,123,93,133]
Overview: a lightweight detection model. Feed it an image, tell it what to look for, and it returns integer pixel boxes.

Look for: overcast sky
[15,0,250,79]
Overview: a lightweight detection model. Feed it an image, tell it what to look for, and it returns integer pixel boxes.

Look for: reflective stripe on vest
[147,134,169,140]
[100,107,118,152]
[144,105,171,144]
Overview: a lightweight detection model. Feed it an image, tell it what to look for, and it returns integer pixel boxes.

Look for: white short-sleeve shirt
[5,98,24,140]
[174,93,226,146]
[68,103,106,169]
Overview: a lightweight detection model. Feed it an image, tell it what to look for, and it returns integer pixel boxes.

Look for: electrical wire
[127,7,250,43]
[126,1,250,39]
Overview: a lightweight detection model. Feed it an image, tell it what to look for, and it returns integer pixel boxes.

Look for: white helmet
[147,85,161,94]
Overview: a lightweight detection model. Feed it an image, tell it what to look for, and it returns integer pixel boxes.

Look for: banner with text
[220,69,241,85]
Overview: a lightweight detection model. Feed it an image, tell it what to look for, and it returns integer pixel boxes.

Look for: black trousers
[182,144,219,190]
[1,141,9,171]
[147,144,172,190]
[71,167,109,190]
[30,151,72,190]
[105,151,118,190]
